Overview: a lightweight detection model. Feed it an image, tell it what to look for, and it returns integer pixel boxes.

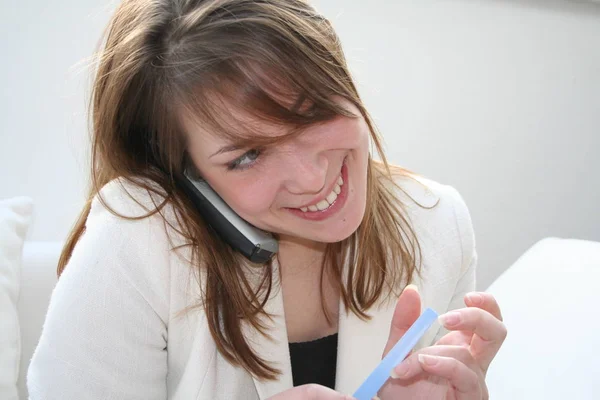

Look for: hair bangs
[175,49,358,151]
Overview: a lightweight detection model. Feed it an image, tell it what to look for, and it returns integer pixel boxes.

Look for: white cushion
[485,237,600,399]
[17,241,61,399]
[0,197,33,400]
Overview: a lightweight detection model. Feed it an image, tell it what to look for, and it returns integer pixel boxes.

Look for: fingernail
[390,360,409,379]
[466,292,483,305]
[404,283,418,293]
[438,311,461,327]
[418,354,439,366]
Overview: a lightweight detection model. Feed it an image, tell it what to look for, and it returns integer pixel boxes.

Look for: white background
[1,0,599,289]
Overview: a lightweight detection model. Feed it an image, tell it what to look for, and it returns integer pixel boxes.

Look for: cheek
[216,177,279,218]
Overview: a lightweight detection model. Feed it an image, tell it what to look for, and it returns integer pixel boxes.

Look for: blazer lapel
[335,294,396,396]
[242,257,294,399]
[335,243,422,397]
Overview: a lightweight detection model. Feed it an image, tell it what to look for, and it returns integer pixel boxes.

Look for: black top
[289,333,338,390]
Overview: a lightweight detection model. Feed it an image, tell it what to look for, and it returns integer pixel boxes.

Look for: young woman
[28,0,506,399]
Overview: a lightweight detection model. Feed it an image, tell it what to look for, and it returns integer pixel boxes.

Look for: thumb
[382,284,421,358]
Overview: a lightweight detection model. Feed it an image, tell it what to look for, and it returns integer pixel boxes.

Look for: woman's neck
[276,235,327,276]
[276,235,339,342]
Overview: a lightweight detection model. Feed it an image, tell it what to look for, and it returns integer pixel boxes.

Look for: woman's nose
[281,150,329,195]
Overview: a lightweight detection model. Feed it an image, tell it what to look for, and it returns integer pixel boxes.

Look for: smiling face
[179,96,370,247]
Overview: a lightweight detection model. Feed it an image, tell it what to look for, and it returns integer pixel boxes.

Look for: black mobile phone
[179,169,278,263]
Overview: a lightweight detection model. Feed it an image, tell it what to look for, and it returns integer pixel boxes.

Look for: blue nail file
[352,308,439,400]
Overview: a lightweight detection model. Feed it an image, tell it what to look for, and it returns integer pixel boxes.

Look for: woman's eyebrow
[209,144,241,159]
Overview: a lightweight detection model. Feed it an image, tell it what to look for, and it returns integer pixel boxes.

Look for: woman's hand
[267,384,354,400]
[378,285,507,400]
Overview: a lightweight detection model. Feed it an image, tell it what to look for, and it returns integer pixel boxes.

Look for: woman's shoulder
[386,167,468,213]
[91,176,171,219]
[86,177,191,293]
[88,175,193,270]
[386,166,476,268]
[88,176,187,245]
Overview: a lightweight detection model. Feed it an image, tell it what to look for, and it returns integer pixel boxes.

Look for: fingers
[266,384,354,400]
[464,292,503,321]
[382,284,421,358]
[390,346,482,399]
[438,307,506,343]
[414,354,481,398]
[435,330,473,347]
[438,306,507,370]
[391,345,478,381]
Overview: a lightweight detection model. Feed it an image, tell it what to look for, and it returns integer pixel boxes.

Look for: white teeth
[316,199,330,211]
[326,190,338,204]
[298,173,345,212]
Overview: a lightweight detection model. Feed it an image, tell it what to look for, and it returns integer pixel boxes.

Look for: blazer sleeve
[434,185,477,342]
[27,187,171,400]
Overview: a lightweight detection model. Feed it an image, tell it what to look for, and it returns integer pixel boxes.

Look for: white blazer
[27,173,476,399]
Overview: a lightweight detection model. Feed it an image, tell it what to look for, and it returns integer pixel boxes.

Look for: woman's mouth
[286,157,349,221]
[298,173,343,212]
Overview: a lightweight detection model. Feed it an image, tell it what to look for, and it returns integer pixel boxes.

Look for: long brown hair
[59,0,427,380]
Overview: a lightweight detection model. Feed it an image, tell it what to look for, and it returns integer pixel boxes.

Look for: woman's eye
[227,149,261,171]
